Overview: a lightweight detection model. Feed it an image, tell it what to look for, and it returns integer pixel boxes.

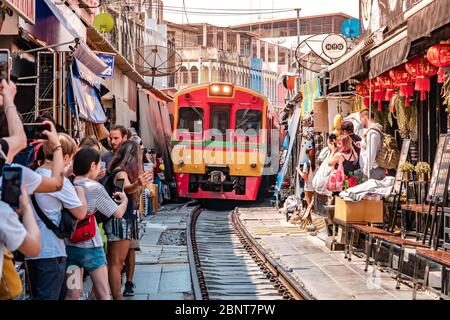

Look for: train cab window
[178,107,204,133]
[235,109,262,135]
[210,109,230,136]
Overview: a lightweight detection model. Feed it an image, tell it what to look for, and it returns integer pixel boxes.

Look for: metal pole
[296,8,301,89]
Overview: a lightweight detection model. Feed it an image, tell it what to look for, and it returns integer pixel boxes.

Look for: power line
[162,8,294,16]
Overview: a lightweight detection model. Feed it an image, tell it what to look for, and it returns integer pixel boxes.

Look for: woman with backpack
[64,147,129,300]
[27,133,88,300]
[104,140,152,300]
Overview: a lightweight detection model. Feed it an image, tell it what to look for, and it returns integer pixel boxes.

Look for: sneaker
[123,281,135,297]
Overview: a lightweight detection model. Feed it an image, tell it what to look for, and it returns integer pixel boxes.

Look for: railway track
[188,207,311,300]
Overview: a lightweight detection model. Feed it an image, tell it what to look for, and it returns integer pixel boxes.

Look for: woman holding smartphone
[104,140,151,300]
[65,147,128,300]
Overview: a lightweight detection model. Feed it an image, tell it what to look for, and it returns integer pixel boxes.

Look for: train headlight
[251,163,257,169]
[178,160,185,166]
[222,85,232,94]
[209,83,234,97]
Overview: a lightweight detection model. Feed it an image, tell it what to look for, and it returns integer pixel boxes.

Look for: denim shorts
[66,246,107,273]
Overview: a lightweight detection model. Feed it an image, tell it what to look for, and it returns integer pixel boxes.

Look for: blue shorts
[66,246,107,273]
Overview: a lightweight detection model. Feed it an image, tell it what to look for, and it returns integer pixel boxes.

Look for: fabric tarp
[407,0,450,43]
[369,36,410,79]
[69,58,107,124]
[329,51,365,89]
[300,78,321,115]
[138,89,174,179]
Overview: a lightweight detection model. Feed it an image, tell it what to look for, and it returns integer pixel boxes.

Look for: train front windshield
[178,107,204,133]
[235,109,262,134]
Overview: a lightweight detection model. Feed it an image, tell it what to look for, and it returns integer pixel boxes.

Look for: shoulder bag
[0,248,22,300]
[326,155,345,193]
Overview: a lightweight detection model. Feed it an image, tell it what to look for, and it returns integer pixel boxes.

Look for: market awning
[328,44,365,89]
[407,0,450,43]
[86,26,173,102]
[367,29,410,79]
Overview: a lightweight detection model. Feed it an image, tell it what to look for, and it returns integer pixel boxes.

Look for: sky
[163,0,360,26]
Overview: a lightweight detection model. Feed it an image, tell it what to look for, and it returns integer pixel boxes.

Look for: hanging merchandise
[377,72,397,104]
[371,78,385,111]
[389,64,415,107]
[426,41,450,84]
[405,55,438,101]
[390,93,418,141]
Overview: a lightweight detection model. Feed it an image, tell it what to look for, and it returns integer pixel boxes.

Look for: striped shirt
[65,178,119,248]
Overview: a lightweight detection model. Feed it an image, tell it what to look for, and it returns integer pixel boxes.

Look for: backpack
[31,195,78,240]
[370,128,400,170]
[12,145,36,167]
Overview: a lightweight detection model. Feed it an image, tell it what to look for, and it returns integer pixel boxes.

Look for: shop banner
[96,53,115,78]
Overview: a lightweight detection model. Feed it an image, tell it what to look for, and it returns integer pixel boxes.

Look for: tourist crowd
[0,79,166,300]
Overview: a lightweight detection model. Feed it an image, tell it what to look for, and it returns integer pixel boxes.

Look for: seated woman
[328,135,360,190]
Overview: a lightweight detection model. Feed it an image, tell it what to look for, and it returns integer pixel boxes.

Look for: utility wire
[182,0,190,24]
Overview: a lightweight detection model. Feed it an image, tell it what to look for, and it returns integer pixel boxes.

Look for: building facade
[167,22,291,108]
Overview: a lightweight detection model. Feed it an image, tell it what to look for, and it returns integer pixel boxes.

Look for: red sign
[4,0,35,24]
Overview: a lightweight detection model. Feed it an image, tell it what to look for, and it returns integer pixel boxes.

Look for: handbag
[326,155,345,193]
[0,248,23,300]
[69,213,97,243]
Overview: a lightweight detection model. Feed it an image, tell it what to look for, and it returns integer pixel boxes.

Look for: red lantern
[371,78,386,111]
[405,55,438,101]
[356,79,370,107]
[427,42,450,83]
[389,64,415,107]
[377,72,397,102]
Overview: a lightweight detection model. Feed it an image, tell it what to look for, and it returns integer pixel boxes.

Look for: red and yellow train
[172,83,279,201]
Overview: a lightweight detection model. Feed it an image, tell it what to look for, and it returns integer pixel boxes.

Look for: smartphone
[1,166,22,209]
[0,49,10,82]
[23,123,51,140]
[113,179,125,201]
[100,161,106,171]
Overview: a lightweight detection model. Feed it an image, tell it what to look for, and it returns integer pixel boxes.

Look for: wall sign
[95,53,115,78]
[322,34,348,60]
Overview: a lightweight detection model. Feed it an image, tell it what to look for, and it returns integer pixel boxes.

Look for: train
[172,83,279,201]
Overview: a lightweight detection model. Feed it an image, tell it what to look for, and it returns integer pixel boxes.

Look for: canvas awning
[328,49,365,89]
[367,30,410,79]
[407,0,450,43]
[87,26,172,102]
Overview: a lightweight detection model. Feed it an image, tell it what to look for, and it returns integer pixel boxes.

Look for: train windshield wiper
[237,108,250,128]
[190,105,204,121]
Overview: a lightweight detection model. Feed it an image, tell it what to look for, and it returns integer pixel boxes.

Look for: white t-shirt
[27,167,82,260]
[0,201,27,278]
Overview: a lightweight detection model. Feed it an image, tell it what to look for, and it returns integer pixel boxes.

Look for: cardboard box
[334,197,383,223]
[313,100,328,132]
